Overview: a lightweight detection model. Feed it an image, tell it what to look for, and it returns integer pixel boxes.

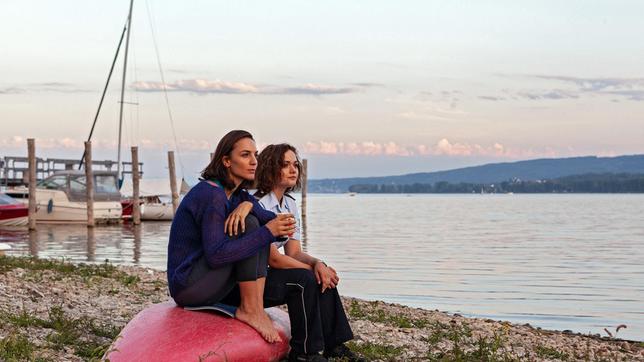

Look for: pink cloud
[1,136,610,160]
[132,79,259,94]
[301,139,564,158]
[131,79,356,95]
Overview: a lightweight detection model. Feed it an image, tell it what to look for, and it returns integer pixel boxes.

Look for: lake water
[1,194,643,341]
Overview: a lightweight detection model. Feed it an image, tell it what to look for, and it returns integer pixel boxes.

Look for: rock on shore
[1,256,642,361]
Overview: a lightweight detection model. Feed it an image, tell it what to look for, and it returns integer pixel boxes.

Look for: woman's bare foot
[235,307,282,343]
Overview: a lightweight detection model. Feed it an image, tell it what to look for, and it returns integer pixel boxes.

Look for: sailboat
[105,0,189,221]
[3,2,138,224]
[7,1,188,224]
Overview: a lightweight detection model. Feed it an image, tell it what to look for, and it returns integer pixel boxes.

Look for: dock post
[27,138,37,230]
[84,141,95,227]
[168,151,179,214]
[301,158,308,235]
[29,229,38,257]
[131,146,141,224]
[86,227,96,261]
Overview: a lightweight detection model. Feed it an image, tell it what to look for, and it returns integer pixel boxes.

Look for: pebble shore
[0,256,642,361]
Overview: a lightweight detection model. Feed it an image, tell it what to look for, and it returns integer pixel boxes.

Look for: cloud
[301,139,538,158]
[132,79,259,94]
[275,84,355,95]
[532,75,644,92]
[131,79,358,96]
[0,136,216,153]
[32,82,76,87]
[0,82,91,94]
[0,87,24,94]
[604,90,644,101]
[478,95,504,101]
[0,136,592,161]
[351,82,386,88]
[0,136,86,150]
[480,74,644,102]
[516,89,579,100]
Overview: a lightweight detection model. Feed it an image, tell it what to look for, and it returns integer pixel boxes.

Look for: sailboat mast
[117,0,134,182]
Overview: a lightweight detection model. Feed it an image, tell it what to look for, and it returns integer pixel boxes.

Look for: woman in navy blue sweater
[167,130,296,343]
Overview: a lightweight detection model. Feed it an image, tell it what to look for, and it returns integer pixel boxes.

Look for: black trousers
[175,215,354,355]
[220,267,354,354]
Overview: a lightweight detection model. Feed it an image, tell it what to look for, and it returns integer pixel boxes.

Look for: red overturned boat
[104,301,291,362]
[0,193,28,226]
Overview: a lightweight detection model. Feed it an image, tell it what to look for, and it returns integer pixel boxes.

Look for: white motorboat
[120,178,189,221]
[5,171,121,223]
[141,195,174,221]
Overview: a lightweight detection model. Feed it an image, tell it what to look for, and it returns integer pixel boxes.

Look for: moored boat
[122,195,173,221]
[120,178,190,221]
[0,193,28,226]
[4,171,121,223]
[140,195,174,220]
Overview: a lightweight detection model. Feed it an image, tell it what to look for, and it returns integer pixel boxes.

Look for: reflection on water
[1,222,170,268]
[1,194,643,341]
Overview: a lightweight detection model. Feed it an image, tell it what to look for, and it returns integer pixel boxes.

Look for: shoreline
[0,256,642,361]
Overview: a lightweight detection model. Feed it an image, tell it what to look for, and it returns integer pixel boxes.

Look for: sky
[1,1,643,180]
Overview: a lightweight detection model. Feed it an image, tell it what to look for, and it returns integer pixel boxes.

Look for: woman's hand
[224,201,253,236]
[266,213,297,238]
[314,261,340,293]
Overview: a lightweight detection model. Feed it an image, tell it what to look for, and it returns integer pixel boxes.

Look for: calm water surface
[2,194,643,341]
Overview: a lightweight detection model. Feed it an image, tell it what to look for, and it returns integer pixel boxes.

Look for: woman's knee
[230,214,260,241]
[244,214,260,231]
[292,268,317,287]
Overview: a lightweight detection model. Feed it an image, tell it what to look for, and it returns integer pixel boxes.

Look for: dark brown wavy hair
[254,143,302,198]
[201,130,255,190]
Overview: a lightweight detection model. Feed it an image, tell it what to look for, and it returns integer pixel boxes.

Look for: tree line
[347,173,644,194]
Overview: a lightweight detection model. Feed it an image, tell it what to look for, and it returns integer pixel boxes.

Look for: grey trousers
[174,214,270,307]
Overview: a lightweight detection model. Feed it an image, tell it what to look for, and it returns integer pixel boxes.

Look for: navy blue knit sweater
[167,180,276,298]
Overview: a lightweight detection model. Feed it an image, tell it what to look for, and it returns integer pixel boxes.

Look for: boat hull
[121,200,174,221]
[9,189,121,223]
[105,301,291,362]
[140,203,174,220]
[0,204,28,226]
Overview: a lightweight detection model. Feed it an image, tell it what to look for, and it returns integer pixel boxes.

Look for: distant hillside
[308,155,644,193]
[348,173,644,193]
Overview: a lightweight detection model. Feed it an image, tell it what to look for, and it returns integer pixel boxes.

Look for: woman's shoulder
[284,192,298,208]
[255,190,276,207]
[186,180,227,201]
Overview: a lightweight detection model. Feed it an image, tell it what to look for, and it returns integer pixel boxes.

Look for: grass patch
[0,256,139,287]
[0,305,120,360]
[535,345,569,360]
[0,332,37,361]
[349,300,427,328]
[346,341,403,361]
[2,307,47,328]
[424,321,518,362]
